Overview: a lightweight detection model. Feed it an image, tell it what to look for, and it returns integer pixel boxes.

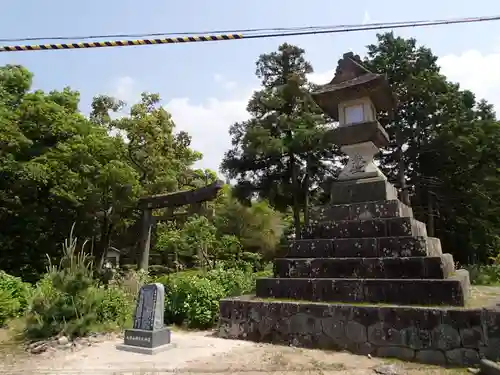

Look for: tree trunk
[290,153,301,239]
[427,191,435,237]
[139,209,153,271]
[303,162,310,228]
[396,127,410,205]
[96,213,113,270]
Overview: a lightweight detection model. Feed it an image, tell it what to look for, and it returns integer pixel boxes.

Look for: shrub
[110,268,149,297]
[148,265,172,278]
[92,286,134,328]
[157,262,260,329]
[24,224,135,339]
[466,264,500,285]
[0,289,20,327]
[0,271,32,326]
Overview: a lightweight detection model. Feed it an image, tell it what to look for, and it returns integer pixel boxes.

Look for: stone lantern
[311,52,397,203]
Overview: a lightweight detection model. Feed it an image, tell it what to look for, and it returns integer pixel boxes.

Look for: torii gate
[136,180,224,270]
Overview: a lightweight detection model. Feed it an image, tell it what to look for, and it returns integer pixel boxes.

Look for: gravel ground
[0,330,470,375]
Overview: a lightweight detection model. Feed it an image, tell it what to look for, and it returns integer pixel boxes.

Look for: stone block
[255,276,468,306]
[368,321,406,346]
[273,256,453,279]
[310,200,413,222]
[376,346,415,361]
[287,239,336,258]
[330,178,398,204]
[287,236,441,258]
[335,237,382,257]
[480,359,500,375]
[415,350,447,365]
[218,298,496,365]
[218,297,498,366]
[302,217,427,240]
[326,120,390,148]
[431,324,462,350]
[481,339,500,361]
[116,327,171,354]
[483,309,500,360]
[426,237,443,257]
[378,236,441,257]
[445,348,480,366]
[454,269,471,300]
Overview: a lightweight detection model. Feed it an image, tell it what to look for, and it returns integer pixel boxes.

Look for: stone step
[255,270,470,306]
[310,200,413,222]
[302,217,427,240]
[287,236,442,258]
[218,282,492,367]
[274,255,455,279]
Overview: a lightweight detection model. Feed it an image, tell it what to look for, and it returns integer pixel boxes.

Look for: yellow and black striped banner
[0,34,244,53]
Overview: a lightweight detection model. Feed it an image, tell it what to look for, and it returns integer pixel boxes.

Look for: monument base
[115,342,172,355]
[116,327,171,355]
[330,177,398,204]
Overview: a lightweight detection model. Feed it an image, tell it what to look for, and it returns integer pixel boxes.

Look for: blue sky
[2,0,500,172]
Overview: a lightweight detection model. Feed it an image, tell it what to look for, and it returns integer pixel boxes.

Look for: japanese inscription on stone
[133,283,165,331]
[348,153,367,174]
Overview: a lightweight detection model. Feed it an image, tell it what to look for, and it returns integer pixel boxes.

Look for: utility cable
[0,14,498,53]
[1,15,498,43]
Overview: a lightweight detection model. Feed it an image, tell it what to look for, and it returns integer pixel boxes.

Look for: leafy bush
[110,268,149,297]
[148,265,172,278]
[93,286,134,328]
[157,262,263,329]
[0,289,21,327]
[0,271,32,326]
[253,262,273,280]
[24,225,135,339]
[466,264,500,285]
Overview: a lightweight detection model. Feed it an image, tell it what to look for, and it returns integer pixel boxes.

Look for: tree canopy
[1,32,499,282]
[221,43,340,237]
[364,32,500,263]
[0,65,285,280]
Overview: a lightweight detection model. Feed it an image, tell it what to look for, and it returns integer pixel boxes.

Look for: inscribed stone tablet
[133,283,165,331]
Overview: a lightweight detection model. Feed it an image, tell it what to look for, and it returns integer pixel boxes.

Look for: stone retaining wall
[218,297,500,366]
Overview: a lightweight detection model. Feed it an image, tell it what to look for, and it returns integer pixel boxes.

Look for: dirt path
[0,330,469,375]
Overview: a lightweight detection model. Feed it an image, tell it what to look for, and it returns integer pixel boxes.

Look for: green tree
[91,93,202,196]
[0,65,141,279]
[89,93,204,265]
[421,114,500,263]
[364,32,500,263]
[221,43,337,238]
[213,187,283,260]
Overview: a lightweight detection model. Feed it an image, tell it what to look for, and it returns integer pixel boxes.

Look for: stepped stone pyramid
[218,53,500,366]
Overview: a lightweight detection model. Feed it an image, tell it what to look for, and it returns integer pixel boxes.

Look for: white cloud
[362,10,380,25]
[213,73,237,91]
[308,70,335,85]
[110,76,136,103]
[105,47,499,174]
[224,81,237,90]
[438,50,500,111]
[165,88,255,172]
[166,70,336,173]
[362,11,372,25]
[213,74,223,83]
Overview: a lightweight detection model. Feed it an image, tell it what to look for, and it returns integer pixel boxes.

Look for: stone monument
[217,52,500,366]
[116,283,171,354]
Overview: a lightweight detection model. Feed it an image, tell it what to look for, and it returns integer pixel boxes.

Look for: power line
[0,14,499,53]
[1,15,499,43]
